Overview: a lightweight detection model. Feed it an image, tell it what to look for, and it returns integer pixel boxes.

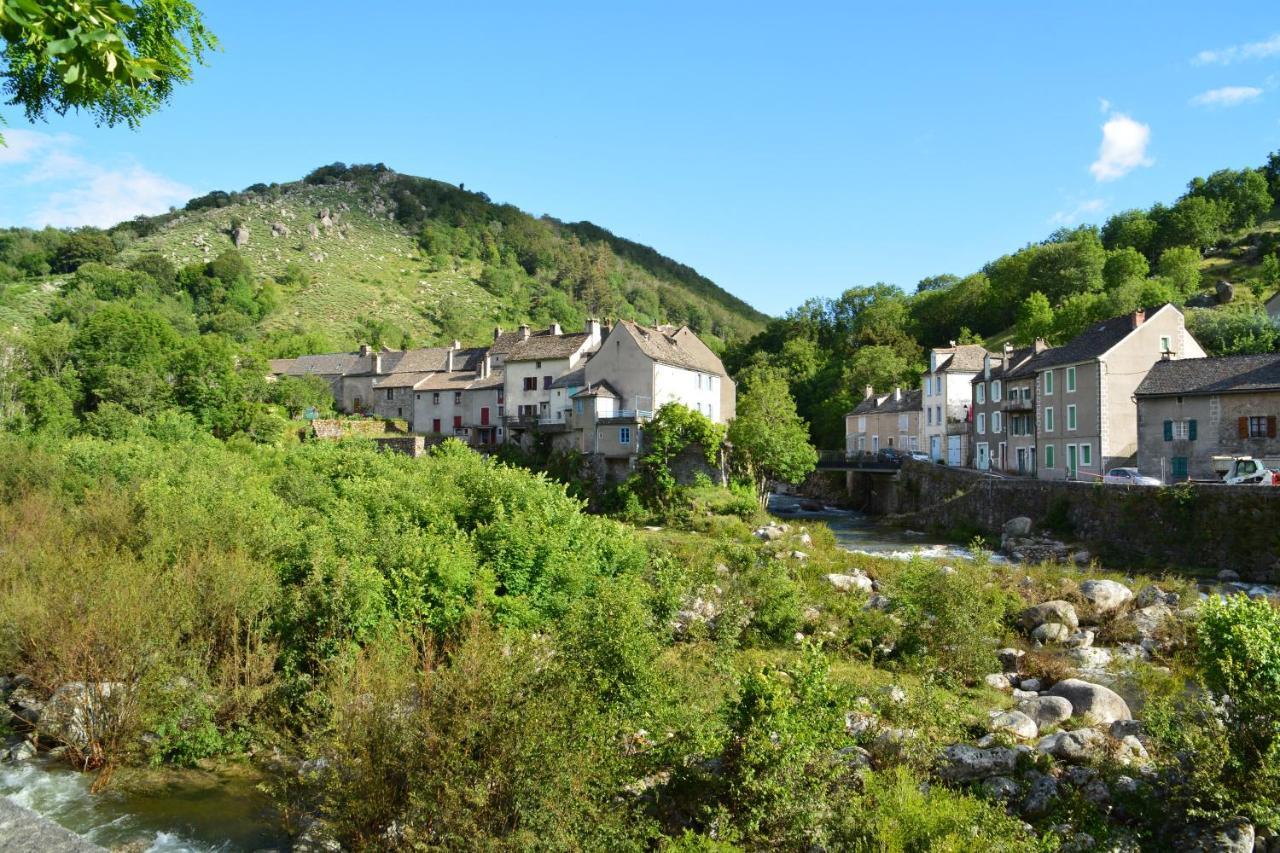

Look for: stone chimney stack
[893,387,902,401]
[359,344,372,357]
[493,326,503,342]
[447,349,455,372]
[550,322,562,336]
[585,318,602,343]
[1004,342,1014,356]
[477,354,491,378]
[1034,338,1049,353]
[864,385,874,400]
[374,352,383,374]
[518,324,530,341]
[451,339,461,350]
[1131,309,1146,329]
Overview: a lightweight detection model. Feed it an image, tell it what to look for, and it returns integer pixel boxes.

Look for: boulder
[671,596,720,637]
[1032,622,1071,643]
[307,222,320,239]
[232,224,250,247]
[1109,719,1142,740]
[1129,603,1175,640]
[990,710,1039,740]
[1019,677,1042,692]
[1003,517,1033,538]
[1215,279,1236,304]
[935,744,1020,782]
[1011,688,1039,701]
[754,525,785,541]
[1180,819,1255,853]
[1064,629,1095,649]
[997,648,1025,671]
[982,775,1021,802]
[1035,728,1108,764]
[1079,579,1133,613]
[1066,647,1113,670]
[1217,569,1241,583]
[270,221,290,238]
[825,572,873,593]
[1020,771,1059,817]
[790,550,809,560]
[984,673,1013,691]
[39,682,126,750]
[1046,679,1132,724]
[881,685,907,704]
[1020,600,1079,632]
[1135,585,1179,609]
[1017,695,1074,729]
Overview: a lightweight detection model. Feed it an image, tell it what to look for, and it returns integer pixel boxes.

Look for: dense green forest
[0,162,768,353]
[727,150,1280,448]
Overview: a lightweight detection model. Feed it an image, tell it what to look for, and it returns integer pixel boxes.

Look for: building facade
[845,386,922,455]
[922,344,989,465]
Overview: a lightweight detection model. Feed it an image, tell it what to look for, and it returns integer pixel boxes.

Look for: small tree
[634,403,725,509]
[1013,291,1054,345]
[728,368,817,507]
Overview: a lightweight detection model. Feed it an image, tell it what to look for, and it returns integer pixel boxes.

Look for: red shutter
[481,407,490,426]
[432,419,440,433]
[1269,416,1277,438]
[453,415,462,430]
[1239,417,1249,438]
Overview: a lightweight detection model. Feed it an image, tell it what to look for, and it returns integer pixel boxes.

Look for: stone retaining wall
[859,460,1280,582]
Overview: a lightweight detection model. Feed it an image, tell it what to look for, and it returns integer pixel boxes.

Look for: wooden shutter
[1188,419,1197,441]
[1163,420,1173,441]
[1239,416,1249,438]
[1270,416,1277,438]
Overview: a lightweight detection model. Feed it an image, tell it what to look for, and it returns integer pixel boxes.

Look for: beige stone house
[845,386,922,455]
[969,342,1048,472]
[1033,305,1205,481]
[922,344,990,465]
[1135,353,1280,481]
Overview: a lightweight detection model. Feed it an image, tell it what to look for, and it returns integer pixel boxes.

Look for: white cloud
[1098,97,1111,114]
[1190,85,1263,107]
[1050,198,1105,226]
[0,130,191,227]
[1195,34,1280,65]
[1089,113,1153,182]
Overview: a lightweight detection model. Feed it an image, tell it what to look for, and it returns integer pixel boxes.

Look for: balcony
[1002,396,1034,412]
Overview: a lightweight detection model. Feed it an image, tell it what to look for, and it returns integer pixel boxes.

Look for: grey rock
[1079,579,1133,613]
[1217,569,1241,583]
[39,682,126,750]
[231,224,250,247]
[1071,550,1091,566]
[1065,628,1096,649]
[1036,728,1108,764]
[270,221,290,238]
[1033,622,1071,643]
[825,572,873,593]
[1067,646,1113,670]
[985,673,1012,691]
[307,222,320,239]
[0,798,105,851]
[936,743,1021,781]
[1180,818,1254,853]
[1109,720,1142,740]
[1216,279,1236,304]
[1047,678,1132,724]
[1020,600,1079,632]
[997,648,1025,671]
[1020,771,1059,817]
[863,594,892,611]
[1117,735,1149,764]
[1018,695,1075,729]
[1019,677,1042,692]
[1011,688,1040,700]
[1129,603,1175,640]
[1135,585,1179,608]
[990,710,1039,739]
[1004,516,1033,538]
[982,775,1021,802]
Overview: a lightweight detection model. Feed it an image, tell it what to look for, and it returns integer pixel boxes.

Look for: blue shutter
[1188,419,1197,441]
[1163,420,1173,441]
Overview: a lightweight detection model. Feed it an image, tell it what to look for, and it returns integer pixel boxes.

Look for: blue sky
[3,2,1280,316]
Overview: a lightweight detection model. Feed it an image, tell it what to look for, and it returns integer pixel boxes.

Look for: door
[432,418,441,434]
[976,444,989,470]
[930,435,940,460]
[1171,457,1189,482]
[480,407,490,426]
[1067,445,1078,480]
[947,436,962,466]
[999,442,1007,471]
[1016,448,1026,473]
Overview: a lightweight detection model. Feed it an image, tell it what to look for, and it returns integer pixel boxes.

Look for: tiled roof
[848,388,922,416]
[1135,353,1280,397]
[617,320,727,375]
[505,332,593,362]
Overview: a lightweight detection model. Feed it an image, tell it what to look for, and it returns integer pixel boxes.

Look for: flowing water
[0,757,286,851]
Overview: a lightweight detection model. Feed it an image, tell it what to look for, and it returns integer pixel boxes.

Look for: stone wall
[861,460,1280,581]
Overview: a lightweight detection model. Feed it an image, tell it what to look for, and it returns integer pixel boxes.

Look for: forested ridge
[727,149,1280,448]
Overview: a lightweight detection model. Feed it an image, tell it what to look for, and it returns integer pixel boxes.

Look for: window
[898,413,909,430]
[926,408,933,425]
[432,418,441,433]
[454,391,462,405]
[992,380,1002,402]
[1165,419,1198,440]
[1067,405,1077,431]
[385,388,393,401]
[1045,444,1055,468]
[619,426,631,445]
[1066,367,1076,393]
[453,415,462,430]
[1248,416,1271,438]
[1043,371,1054,395]
[977,413,986,435]
[535,361,542,369]
[936,405,942,424]
[1160,335,1172,354]
[542,376,552,390]
[977,384,985,404]
[993,411,1002,433]
[935,376,942,395]
[1080,444,1092,466]
[872,435,879,451]
[523,377,537,391]
[575,400,583,414]
[1045,406,1054,432]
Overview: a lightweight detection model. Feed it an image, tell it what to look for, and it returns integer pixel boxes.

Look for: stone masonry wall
[858,460,1280,582]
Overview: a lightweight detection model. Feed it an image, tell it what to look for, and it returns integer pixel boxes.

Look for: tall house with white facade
[921,344,990,465]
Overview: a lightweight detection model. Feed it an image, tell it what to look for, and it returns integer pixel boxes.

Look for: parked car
[907,451,931,462]
[1102,467,1161,486]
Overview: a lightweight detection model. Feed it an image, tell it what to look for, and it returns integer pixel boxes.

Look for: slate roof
[372,371,432,389]
[573,380,620,399]
[1135,353,1280,398]
[269,352,372,376]
[467,372,504,391]
[973,346,1042,382]
[505,331,593,362]
[849,388,922,417]
[412,371,477,392]
[551,367,586,389]
[933,344,991,373]
[617,320,727,375]
[1030,308,1171,371]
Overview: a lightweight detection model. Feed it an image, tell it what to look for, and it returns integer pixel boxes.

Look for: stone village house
[969,341,1050,474]
[921,343,987,465]
[1135,352,1280,481]
[845,386,922,455]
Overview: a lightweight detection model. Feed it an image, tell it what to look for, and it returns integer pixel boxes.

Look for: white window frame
[1045,444,1055,468]
[992,411,1002,433]
[1066,366,1076,393]
[1160,335,1172,353]
[926,408,933,425]
[977,412,986,435]
[977,383,985,404]
[992,380,1002,402]
[619,426,631,445]
[1043,371,1054,395]
[858,416,867,431]
[1067,404,1077,431]
[1045,406,1055,432]
[1172,420,1190,439]
[1080,443,1092,466]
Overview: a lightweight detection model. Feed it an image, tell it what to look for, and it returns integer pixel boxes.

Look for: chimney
[585,317,602,342]
[493,326,503,342]
[451,339,461,350]
[374,352,383,374]
[948,340,957,347]
[447,349,455,372]
[1003,342,1014,356]
[893,387,902,401]
[1131,309,1146,329]
[864,385,874,399]
[359,344,371,357]
[550,322,562,336]
[1034,337,1049,353]
[518,324,530,341]
[477,354,491,378]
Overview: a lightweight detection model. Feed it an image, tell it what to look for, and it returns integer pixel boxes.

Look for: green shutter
[1188,419,1197,441]
[1163,420,1173,441]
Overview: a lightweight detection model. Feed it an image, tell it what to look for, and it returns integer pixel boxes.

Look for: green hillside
[0,163,768,351]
